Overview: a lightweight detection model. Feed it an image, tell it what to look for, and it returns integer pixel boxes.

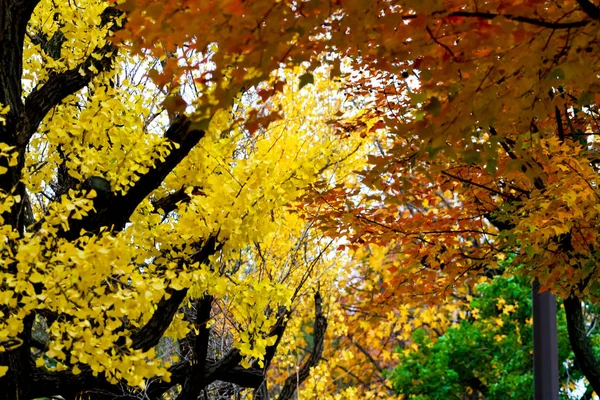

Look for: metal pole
[533,280,559,400]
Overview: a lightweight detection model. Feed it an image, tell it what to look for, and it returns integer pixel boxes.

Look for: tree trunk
[564,295,600,396]
[0,314,34,400]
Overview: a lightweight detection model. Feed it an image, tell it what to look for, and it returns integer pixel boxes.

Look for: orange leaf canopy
[115,0,600,297]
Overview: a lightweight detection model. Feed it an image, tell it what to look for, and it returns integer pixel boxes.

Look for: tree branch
[577,0,600,20]
[348,334,385,374]
[450,10,590,29]
[22,7,123,146]
[177,295,213,399]
[0,0,40,123]
[402,10,590,29]
[146,359,265,398]
[276,292,327,400]
[30,239,294,398]
[441,170,512,199]
[0,314,35,399]
[33,354,267,400]
[151,186,203,215]
[127,236,221,352]
[252,306,290,399]
[128,288,189,353]
[556,106,566,142]
[32,237,222,399]
[264,307,290,369]
[205,347,244,383]
[31,366,123,400]
[60,116,205,240]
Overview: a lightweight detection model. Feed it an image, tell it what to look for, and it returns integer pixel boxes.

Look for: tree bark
[275,292,327,400]
[564,295,600,395]
[0,1,45,398]
[177,295,213,399]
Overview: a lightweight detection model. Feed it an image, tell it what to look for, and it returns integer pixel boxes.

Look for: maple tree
[286,0,600,394]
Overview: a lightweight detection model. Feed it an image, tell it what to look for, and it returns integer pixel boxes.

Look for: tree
[282,243,468,399]
[0,1,372,398]
[109,0,600,297]
[284,0,600,392]
[387,274,600,399]
[120,0,600,395]
[4,0,600,398]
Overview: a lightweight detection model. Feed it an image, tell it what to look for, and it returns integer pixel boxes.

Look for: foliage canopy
[2,0,600,399]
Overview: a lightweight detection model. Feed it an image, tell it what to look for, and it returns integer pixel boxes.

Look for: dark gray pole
[533,280,559,400]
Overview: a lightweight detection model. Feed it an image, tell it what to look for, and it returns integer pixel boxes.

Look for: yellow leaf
[29,271,44,283]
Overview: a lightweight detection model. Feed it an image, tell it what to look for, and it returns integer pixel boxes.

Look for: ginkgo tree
[0,0,377,399]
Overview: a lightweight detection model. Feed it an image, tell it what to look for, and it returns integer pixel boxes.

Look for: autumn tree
[387,274,600,399]
[0,1,376,399]
[290,244,473,399]
[287,0,600,393]
[5,0,600,398]
[119,0,600,395]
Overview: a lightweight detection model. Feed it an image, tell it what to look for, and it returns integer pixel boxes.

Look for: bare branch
[276,292,327,400]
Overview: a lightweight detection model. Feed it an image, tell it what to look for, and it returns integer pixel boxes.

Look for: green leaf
[577,91,594,107]
[409,91,428,104]
[463,150,481,165]
[485,157,498,174]
[547,68,565,80]
[424,96,442,117]
[590,281,600,296]
[298,72,314,90]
